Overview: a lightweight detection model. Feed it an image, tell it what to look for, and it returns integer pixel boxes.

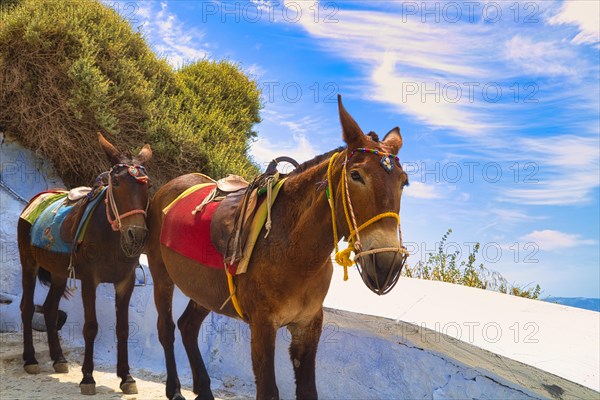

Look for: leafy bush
[0,0,21,12]
[0,0,260,189]
[403,229,542,300]
[150,61,260,180]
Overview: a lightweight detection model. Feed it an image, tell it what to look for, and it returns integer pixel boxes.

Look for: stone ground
[0,332,243,400]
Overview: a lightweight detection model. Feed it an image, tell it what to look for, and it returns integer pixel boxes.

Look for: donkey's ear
[97,132,122,165]
[382,127,403,154]
[338,95,364,148]
[135,144,152,165]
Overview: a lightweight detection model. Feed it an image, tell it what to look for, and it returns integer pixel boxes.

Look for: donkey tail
[37,267,52,287]
[37,268,71,299]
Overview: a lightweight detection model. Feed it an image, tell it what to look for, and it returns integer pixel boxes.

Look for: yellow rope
[347,212,400,243]
[326,152,401,281]
[225,268,244,318]
[162,183,215,215]
[225,177,287,320]
[326,153,351,279]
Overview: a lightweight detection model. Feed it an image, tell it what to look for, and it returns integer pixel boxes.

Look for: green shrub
[0,0,260,189]
[403,229,543,300]
[0,0,21,13]
[151,61,261,179]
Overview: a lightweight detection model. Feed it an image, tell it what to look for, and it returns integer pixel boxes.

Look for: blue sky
[115,0,598,297]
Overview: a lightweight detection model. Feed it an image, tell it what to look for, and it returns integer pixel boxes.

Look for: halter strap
[112,163,149,183]
[348,148,400,173]
[347,148,400,164]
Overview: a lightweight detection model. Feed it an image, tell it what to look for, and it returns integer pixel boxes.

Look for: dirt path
[0,333,241,400]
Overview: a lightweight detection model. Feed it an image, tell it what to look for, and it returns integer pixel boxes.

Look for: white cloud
[250,0,277,13]
[260,109,328,136]
[403,181,443,200]
[548,1,600,46]
[503,135,600,205]
[244,63,267,78]
[250,134,319,167]
[370,54,490,134]
[503,35,577,77]
[520,230,596,251]
[519,135,600,169]
[492,209,544,224]
[251,108,325,166]
[137,2,209,67]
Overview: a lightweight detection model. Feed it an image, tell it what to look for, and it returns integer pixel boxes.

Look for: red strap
[105,198,146,231]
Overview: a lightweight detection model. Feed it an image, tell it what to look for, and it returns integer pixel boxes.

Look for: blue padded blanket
[30,188,106,254]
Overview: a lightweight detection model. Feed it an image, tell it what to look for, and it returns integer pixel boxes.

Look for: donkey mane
[289,146,345,176]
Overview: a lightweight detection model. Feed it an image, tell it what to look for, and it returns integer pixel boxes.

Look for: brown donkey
[18,134,152,395]
[146,95,409,400]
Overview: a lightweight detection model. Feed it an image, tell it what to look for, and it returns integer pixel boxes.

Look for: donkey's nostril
[127,228,135,241]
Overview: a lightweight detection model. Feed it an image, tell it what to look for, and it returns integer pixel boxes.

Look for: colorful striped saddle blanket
[20,188,106,254]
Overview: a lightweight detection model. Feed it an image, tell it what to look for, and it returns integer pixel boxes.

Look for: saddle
[216,175,249,193]
[159,158,295,274]
[210,173,280,267]
[67,186,92,202]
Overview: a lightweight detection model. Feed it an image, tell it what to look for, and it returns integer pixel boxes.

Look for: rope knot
[334,248,353,281]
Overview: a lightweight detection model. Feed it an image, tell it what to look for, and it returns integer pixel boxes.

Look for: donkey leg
[287,310,323,400]
[153,273,184,400]
[43,275,69,373]
[177,300,213,400]
[250,320,279,400]
[20,259,39,374]
[115,273,137,394]
[80,280,98,395]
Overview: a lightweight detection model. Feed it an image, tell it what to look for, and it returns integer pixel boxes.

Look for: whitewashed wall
[0,132,65,308]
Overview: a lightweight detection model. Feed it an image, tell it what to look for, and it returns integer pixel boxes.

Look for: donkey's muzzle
[356,249,407,295]
[120,225,148,258]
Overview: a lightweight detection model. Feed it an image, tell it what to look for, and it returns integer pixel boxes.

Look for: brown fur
[146,96,409,400]
[18,134,152,395]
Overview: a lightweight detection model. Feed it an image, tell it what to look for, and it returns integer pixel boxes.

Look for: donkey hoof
[24,363,39,374]
[171,394,186,400]
[120,381,138,394]
[80,383,96,395]
[53,361,69,373]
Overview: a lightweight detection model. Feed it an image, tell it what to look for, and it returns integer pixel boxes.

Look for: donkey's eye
[350,170,364,183]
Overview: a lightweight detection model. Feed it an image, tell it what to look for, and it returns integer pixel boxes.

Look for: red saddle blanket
[160,184,235,274]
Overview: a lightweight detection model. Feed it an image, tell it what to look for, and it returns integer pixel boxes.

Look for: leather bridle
[104,163,149,232]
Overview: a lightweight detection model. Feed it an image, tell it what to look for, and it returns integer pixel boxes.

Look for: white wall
[0,132,65,308]
[325,266,600,397]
